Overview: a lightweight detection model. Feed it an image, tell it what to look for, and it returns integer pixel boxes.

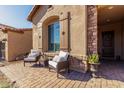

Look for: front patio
[0,61,124,88]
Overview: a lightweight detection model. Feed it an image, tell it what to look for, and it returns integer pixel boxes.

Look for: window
[48,21,60,51]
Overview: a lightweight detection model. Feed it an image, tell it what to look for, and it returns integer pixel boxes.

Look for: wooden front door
[102,31,114,58]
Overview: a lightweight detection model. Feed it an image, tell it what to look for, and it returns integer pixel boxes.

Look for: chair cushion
[31,49,38,53]
[24,57,37,62]
[52,55,59,62]
[59,51,69,61]
[28,53,37,57]
[31,49,40,56]
[49,61,57,68]
[56,56,66,62]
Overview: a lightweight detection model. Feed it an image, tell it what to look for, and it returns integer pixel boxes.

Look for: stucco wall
[31,5,87,73]
[6,30,32,61]
[98,22,123,60]
[32,5,87,57]
[32,24,39,50]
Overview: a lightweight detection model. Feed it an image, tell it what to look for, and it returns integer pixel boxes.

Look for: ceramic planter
[89,63,100,78]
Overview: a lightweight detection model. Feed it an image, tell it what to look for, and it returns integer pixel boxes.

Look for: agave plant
[88,54,100,64]
[88,54,100,78]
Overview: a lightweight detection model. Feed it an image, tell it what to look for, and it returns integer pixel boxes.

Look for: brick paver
[0,61,124,88]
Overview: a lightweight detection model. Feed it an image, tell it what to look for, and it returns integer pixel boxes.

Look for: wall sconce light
[62,31,65,35]
[106,19,110,22]
[108,6,114,10]
[60,12,63,15]
[39,36,41,38]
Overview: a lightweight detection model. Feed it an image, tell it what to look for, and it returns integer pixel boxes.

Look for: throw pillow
[56,56,66,62]
[52,55,59,62]
[59,51,69,61]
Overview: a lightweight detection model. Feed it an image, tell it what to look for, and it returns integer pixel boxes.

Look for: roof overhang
[0,23,32,33]
[2,28,32,33]
[27,5,41,22]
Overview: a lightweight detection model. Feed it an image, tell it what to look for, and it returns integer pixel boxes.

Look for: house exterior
[0,24,32,61]
[27,5,124,72]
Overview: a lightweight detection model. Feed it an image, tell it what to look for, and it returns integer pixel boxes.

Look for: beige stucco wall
[32,24,39,50]
[6,30,32,61]
[32,5,87,57]
[98,22,124,60]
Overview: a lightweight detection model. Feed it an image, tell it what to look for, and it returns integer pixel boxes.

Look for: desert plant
[88,54,100,64]
[0,80,12,88]
[87,54,100,78]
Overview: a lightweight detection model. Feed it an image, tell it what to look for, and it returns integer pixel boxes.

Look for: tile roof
[0,23,32,33]
[0,23,16,30]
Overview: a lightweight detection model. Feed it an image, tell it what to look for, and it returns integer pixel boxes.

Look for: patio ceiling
[98,5,124,25]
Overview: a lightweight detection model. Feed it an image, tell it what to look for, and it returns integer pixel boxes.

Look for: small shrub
[0,81,11,88]
[88,54,100,64]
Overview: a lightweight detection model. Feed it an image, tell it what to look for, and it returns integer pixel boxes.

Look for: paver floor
[0,61,124,88]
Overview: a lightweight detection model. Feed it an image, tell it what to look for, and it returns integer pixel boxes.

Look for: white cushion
[31,49,40,56]
[24,57,36,61]
[56,56,66,62]
[52,55,59,62]
[28,53,37,57]
[31,49,38,53]
[59,51,69,61]
[49,61,57,68]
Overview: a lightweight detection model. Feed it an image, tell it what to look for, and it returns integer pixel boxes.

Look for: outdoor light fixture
[108,6,114,10]
[106,19,110,22]
[39,36,41,38]
[62,31,65,35]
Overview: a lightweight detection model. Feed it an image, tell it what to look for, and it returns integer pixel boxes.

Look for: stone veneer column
[59,12,69,52]
[87,5,98,54]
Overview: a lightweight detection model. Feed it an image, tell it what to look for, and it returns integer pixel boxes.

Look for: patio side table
[39,59,49,67]
[39,55,49,67]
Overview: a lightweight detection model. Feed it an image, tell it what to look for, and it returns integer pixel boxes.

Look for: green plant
[0,81,12,88]
[88,54,100,64]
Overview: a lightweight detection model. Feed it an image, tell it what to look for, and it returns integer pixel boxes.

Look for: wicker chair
[48,51,70,78]
[23,49,41,66]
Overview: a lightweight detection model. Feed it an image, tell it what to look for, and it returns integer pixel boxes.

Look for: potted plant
[88,54,100,78]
